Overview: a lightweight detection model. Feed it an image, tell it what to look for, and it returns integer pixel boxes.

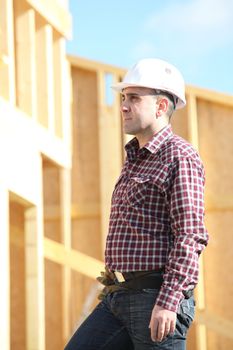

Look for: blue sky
[66,0,233,95]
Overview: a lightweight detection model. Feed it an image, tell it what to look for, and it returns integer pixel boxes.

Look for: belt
[113,269,164,282]
[113,270,193,298]
[113,269,164,290]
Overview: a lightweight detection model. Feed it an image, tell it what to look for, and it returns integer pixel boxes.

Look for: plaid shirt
[105,124,209,312]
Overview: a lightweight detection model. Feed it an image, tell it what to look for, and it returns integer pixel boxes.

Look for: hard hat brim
[111,82,186,109]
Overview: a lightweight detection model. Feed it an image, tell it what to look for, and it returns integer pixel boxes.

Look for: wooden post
[187,93,207,350]
[25,203,45,350]
[60,168,72,342]
[53,34,65,138]
[14,0,37,118]
[0,187,10,350]
[36,20,55,131]
[0,0,15,103]
[97,70,123,253]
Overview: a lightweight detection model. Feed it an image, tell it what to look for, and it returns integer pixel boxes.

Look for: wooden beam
[97,71,123,253]
[43,203,101,221]
[36,19,55,130]
[14,0,37,118]
[25,204,45,350]
[60,168,72,341]
[187,94,199,149]
[68,55,126,76]
[0,187,10,350]
[186,85,233,107]
[0,0,15,103]
[61,58,72,149]
[53,33,64,138]
[43,238,104,279]
[26,0,72,38]
[186,93,207,350]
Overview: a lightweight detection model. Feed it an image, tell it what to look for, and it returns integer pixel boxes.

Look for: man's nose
[121,102,129,112]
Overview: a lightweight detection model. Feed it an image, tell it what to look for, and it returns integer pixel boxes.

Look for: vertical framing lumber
[187,93,207,350]
[53,32,65,139]
[14,0,37,118]
[10,200,26,350]
[0,0,15,103]
[0,187,10,350]
[62,59,72,150]
[187,94,199,149]
[25,203,45,350]
[60,167,72,342]
[36,17,55,130]
[97,70,123,253]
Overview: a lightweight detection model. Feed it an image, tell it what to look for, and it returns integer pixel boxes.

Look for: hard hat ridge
[112,58,186,109]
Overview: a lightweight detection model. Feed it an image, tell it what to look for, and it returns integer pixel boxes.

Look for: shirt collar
[125,124,173,161]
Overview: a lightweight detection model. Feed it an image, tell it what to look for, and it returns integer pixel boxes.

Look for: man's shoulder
[158,133,202,165]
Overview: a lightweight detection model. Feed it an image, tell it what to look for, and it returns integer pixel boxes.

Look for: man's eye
[130,96,138,102]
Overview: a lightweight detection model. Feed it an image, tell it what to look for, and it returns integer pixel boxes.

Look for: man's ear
[156,98,169,118]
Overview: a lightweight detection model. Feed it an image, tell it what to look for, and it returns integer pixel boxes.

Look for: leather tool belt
[113,270,194,298]
[113,270,164,290]
[97,268,193,299]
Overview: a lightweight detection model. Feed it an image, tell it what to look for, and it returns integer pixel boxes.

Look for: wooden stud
[0,0,15,103]
[35,18,54,131]
[14,0,37,118]
[0,187,10,350]
[26,0,72,39]
[97,70,123,253]
[53,32,64,138]
[60,168,72,341]
[186,93,207,350]
[25,204,45,350]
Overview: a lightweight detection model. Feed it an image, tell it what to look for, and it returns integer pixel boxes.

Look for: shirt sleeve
[155,157,209,312]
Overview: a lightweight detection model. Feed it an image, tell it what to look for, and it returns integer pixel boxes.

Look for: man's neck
[136,122,169,148]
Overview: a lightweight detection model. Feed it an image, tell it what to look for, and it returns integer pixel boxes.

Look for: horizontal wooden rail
[195,310,233,340]
[43,238,233,340]
[43,237,104,279]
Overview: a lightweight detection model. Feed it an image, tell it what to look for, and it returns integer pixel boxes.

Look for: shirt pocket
[126,175,151,207]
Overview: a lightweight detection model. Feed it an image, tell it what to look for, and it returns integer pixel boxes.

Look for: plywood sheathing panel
[197,99,233,350]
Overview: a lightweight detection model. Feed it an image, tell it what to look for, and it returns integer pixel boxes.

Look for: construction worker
[65,58,209,349]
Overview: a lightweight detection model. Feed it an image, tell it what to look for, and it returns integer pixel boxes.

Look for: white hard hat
[112,58,186,109]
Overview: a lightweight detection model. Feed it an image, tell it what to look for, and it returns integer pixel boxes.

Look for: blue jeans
[65,289,195,350]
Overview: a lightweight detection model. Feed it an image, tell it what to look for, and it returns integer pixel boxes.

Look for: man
[65,58,209,349]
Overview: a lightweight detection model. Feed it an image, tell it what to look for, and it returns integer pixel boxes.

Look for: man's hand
[149,304,176,342]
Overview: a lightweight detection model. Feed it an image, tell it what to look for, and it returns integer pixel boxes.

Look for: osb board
[71,67,102,258]
[197,99,233,349]
[69,67,103,335]
[171,104,189,141]
[187,322,197,350]
[10,201,26,350]
[204,211,233,349]
[206,330,233,350]
[197,99,233,209]
[45,259,64,350]
[71,67,100,206]
[69,270,100,336]
[72,219,102,259]
[43,160,62,243]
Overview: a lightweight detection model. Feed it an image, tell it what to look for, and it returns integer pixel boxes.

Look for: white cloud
[132,0,233,61]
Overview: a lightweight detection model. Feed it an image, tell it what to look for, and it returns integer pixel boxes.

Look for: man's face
[121,87,158,137]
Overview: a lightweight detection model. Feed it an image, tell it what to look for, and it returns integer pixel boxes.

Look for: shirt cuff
[155,287,184,313]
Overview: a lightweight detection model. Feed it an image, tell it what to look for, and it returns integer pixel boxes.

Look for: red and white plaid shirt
[105,124,209,312]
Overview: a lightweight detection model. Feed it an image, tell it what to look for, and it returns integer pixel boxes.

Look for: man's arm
[149,157,209,341]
